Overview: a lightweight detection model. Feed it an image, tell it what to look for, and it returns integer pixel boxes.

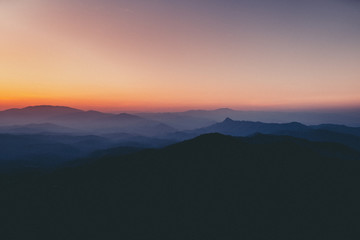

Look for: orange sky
[1,0,360,112]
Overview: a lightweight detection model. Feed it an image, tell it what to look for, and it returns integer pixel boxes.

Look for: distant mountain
[166,118,360,151]
[2,106,359,135]
[48,110,175,136]
[194,118,308,136]
[1,133,359,238]
[136,112,216,130]
[167,118,308,140]
[138,108,360,129]
[0,105,180,169]
[0,123,77,134]
[0,105,176,136]
[0,105,82,125]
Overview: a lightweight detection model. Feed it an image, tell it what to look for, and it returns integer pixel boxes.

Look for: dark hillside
[1,134,360,239]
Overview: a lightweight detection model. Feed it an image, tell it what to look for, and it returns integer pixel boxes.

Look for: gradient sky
[1,0,360,111]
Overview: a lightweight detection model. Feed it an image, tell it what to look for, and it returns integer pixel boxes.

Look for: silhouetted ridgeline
[1,134,359,239]
[168,118,360,151]
[1,105,360,171]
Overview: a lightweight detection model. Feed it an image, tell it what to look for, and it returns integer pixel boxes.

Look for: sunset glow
[1,0,360,111]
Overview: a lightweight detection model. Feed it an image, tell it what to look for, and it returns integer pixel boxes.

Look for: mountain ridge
[0,105,176,136]
[166,117,360,151]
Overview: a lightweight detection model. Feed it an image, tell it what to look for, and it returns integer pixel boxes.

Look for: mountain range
[168,118,360,151]
[138,107,360,129]
[1,105,360,170]
[0,105,176,136]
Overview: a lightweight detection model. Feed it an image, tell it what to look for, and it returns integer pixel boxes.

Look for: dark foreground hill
[1,134,360,239]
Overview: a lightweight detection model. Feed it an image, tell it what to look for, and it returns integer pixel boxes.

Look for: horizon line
[1,104,360,114]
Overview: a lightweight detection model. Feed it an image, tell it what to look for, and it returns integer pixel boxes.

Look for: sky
[1,0,360,111]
